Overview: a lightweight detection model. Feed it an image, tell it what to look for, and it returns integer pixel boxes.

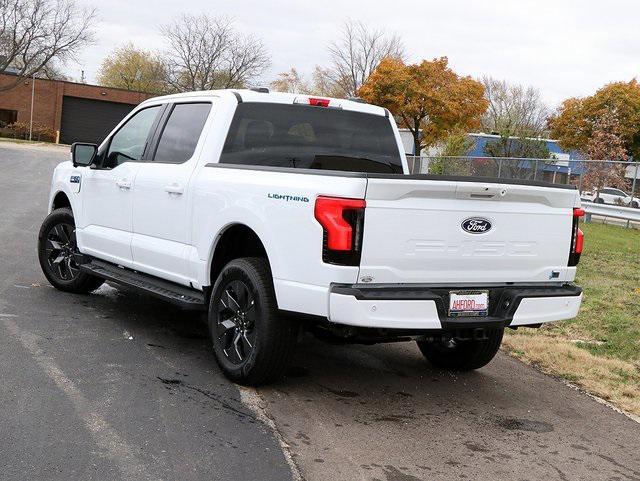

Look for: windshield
[219,102,403,174]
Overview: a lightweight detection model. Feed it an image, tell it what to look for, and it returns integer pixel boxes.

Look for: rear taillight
[569,207,585,266]
[314,196,366,265]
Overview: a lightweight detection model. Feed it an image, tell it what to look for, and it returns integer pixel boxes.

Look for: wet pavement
[1,142,638,481]
[0,143,291,481]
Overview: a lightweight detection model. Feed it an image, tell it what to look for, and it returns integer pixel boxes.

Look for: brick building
[0,72,153,144]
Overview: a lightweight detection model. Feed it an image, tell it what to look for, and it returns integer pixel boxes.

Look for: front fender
[48,161,83,214]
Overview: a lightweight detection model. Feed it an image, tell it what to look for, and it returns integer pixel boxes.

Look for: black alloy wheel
[43,221,80,282]
[208,257,298,386]
[215,280,257,364]
[38,207,104,293]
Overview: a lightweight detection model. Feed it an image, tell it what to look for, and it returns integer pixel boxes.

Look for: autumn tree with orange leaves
[550,80,640,159]
[582,112,629,196]
[358,57,488,155]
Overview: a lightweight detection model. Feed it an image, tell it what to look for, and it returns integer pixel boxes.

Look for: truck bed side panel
[191,165,368,316]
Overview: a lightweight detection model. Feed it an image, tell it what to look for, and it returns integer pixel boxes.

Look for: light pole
[28,72,35,141]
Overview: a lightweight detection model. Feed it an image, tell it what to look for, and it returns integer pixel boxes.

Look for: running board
[80,259,206,310]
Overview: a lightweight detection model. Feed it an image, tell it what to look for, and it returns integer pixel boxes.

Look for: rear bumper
[328,283,582,330]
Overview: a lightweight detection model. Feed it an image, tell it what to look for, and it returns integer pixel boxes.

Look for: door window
[105,106,161,167]
[153,103,212,163]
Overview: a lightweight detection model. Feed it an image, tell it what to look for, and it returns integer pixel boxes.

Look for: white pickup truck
[38,89,584,385]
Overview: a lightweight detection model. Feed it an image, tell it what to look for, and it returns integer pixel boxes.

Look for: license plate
[449,290,489,317]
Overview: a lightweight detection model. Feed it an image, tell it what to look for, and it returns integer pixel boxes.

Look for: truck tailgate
[359,177,578,284]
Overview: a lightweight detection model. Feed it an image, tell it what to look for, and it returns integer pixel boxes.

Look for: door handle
[165,183,184,195]
[115,179,131,190]
[456,184,506,199]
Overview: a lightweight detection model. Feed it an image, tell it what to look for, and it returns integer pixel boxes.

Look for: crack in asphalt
[156,376,259,421]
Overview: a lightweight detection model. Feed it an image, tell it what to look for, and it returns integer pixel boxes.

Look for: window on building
[0,109,18,127]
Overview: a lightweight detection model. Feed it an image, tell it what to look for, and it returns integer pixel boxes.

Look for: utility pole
[28,72,35,141]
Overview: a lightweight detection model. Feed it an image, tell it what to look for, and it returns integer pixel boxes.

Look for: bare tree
[270,65,349,97]
[39,62,70,81]
[480,76,552,168]
[270,67,310,94]
[0,0,95,91]
[481,76,550,138]
[310,65,347,97]
[328,19,405,97]
[161,14,270,92]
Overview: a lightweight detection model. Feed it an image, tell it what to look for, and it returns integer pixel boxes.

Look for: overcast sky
[72,0,638,108]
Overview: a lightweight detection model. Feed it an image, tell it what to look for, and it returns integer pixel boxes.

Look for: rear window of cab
[219,102,403,174]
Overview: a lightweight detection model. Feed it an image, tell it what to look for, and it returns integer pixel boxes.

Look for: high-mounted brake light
[308,97,330,107]
[569,207,585,266]
[314,196,366,265]
[294,96,342,109]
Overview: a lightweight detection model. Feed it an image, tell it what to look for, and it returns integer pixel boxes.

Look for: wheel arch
[51,190,72,213]
[208,223,274,289]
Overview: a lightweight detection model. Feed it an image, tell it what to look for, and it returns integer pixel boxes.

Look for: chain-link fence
[406,156,640,227]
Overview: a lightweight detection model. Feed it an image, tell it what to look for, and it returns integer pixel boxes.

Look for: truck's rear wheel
[208,257,298,386]
[38,208,104,294]
[416,328,504,370]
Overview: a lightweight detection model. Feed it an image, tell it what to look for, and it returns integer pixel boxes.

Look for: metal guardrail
[582,201,640,224]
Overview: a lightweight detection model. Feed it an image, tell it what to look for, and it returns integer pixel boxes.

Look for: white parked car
[38,89,585,385]
[581,187,640,208]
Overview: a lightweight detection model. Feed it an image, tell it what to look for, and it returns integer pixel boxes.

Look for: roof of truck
[139,89,389,117]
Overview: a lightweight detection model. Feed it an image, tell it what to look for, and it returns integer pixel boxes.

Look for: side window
[106,106,161,167]
[153,103,212,163]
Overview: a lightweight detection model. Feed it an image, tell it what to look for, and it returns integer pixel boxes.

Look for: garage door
[60,96,137,145]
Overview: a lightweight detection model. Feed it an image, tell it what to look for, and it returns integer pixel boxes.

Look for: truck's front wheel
[416,328,504,370]
[208,257,298,386]
[38,208,104,294]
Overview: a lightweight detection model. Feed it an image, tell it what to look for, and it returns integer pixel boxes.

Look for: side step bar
[80,259,206,311]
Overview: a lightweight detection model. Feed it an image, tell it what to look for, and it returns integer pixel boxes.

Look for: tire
[596,197,605,204]
[208,257,298,386]
[632,201,639,209]
[416,328,504,370]
[38,208,104,294]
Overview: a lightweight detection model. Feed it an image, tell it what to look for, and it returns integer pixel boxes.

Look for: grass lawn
[503,222,640,418]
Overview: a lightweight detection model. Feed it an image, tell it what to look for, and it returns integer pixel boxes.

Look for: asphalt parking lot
[1,141,639,481]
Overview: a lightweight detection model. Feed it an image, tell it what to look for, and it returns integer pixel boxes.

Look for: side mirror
[71,142,98,167]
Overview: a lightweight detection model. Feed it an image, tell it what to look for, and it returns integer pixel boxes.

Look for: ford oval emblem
[461,217,492,234]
